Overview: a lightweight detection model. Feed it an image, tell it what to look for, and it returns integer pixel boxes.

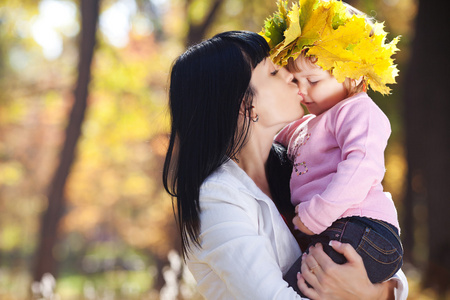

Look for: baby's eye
[308,79,319,85]
[270,69,279,76]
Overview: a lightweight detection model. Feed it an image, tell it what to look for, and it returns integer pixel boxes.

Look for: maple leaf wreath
[260,0,401,95]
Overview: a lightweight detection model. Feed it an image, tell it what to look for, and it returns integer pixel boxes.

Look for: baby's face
[291,55,347,116]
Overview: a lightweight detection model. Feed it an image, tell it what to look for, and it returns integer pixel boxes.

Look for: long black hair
[163,31,270,258]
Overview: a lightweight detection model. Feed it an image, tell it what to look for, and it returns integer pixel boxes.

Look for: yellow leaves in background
[0,195,46,252]
[150,134,169,157]
[60,35,176,255]
[123,173,153,197]
[188,0,210,25]
[0,161,24,186]
[114,189,177,257]
[0,100,27,125]
[63,205,103,233]
[0,225,22,251]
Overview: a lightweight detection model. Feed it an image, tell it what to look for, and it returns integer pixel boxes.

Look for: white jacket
[186,159,408,300]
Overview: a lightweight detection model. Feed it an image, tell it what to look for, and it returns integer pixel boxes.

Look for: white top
[186,159,408,299]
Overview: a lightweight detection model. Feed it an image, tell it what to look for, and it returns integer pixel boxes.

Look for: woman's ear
[248,105,258,121]
[239,103,257,120]
[238,102,248,117]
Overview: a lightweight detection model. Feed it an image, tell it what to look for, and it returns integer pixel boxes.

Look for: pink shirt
[275,92,399,234]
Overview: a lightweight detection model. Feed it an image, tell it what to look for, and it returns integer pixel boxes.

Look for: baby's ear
[354,76,364,86]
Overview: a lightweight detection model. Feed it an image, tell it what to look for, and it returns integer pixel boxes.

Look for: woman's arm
[297,241,406,299]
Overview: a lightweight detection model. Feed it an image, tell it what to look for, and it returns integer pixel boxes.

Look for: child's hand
[293,205,315,235]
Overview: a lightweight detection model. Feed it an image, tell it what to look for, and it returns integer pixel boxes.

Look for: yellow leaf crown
[260,0,401,94]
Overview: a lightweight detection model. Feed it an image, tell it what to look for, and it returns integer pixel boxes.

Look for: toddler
[261,0,403,292]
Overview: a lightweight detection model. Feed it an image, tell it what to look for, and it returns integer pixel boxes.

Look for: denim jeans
[284,217,403,295]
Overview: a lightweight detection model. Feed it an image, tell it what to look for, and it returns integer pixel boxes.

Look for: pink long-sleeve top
[275,92,400,234]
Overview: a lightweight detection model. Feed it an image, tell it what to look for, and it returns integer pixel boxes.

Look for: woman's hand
[297,241,397,300]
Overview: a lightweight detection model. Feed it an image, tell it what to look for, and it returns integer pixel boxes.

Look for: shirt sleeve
[391,269,409,300]
[191,180,304,300]
[298,96,391,233]
[275,116,315,147]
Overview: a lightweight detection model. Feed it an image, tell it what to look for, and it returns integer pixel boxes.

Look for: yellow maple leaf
[309,16,369,69]
[284,3,302,47]
[271,2,301,60]
[276,0,336,65]
[299,0,319,29]
[301,4,334,42]
[351,31,400,93]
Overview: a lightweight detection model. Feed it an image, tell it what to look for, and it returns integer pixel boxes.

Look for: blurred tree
[185,0,225,46]
[33,0,100,281]
[402,0,450,296]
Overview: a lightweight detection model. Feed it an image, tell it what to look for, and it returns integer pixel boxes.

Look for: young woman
[163,30,408,299]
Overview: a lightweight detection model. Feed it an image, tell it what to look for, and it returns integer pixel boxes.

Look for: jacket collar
[222,159,300,272]
[223,159,274,204]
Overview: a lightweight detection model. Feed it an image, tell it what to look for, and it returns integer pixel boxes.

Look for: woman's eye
[308,79,318,85]
[270,70,279,76]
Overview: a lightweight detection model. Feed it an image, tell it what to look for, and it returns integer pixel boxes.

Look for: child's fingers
[292,215,302,229]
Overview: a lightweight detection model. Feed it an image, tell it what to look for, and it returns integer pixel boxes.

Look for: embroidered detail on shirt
[288,127,311,176]
[294,161,308,176]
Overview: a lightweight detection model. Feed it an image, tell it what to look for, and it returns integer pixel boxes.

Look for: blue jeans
[284,217,403,294]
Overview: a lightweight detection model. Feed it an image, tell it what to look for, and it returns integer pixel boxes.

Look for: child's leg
[309,217,403,283]
[283,217,403,295]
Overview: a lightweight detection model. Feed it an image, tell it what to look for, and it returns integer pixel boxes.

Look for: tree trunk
[402,0,450,295]
[185,0,224,46]
[33,0,100,281]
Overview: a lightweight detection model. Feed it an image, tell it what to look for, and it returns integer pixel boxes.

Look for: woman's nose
[280,67,295,83]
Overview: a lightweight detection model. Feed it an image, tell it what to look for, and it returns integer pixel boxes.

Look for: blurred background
[0,0,449,299]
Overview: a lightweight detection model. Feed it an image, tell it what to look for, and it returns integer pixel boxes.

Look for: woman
[163,31,408,299]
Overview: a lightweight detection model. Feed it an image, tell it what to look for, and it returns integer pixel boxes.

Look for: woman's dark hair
[162,31,270,258]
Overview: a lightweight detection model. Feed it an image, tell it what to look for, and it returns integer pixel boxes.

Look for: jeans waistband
[334,216,402,248]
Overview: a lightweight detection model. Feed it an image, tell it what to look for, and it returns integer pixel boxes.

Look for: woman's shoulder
[202,160,242,188]
[200,160,257,205]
